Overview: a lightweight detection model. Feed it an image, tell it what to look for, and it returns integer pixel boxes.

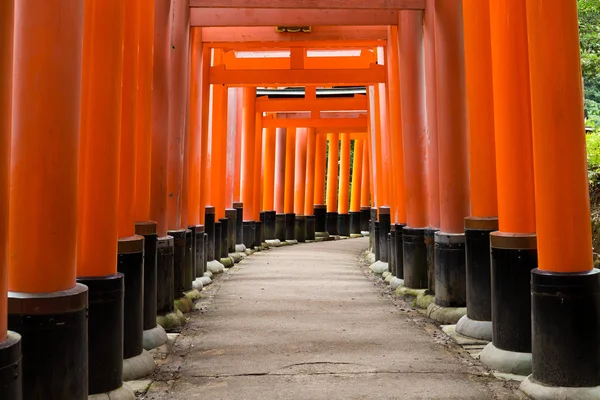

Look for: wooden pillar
[338,133,351,215]
[188,28,203,226]
[210,60,228,220]
[226,88,239,209]
[294,128,308,216]
[274,128,287,214]
[241,88,256,221]
[326,133,340,213]
[198,45,211,225]
[263,126,277,212]
[350,140,364,214]
[253,116,264,221]
[233,88,243,203]
[360,142,370,208]
[314,133,327,206]
[284,128,297,214]
[304,129,317,216]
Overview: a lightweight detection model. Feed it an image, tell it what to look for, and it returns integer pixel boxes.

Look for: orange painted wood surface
[294,128,309,215]
[350,140,364,213]
[78,0,126,278]
[338,134,351,215]
[190,0,425,9]
[262,117,368,130]
[241,88,256,221]
[489,0,536,234]
[210,68,228,219]
[198,45,211,225]
[463,0,498,218]
[526,0,592,272]
[188,28,203,225]
[256,97,367,113]
[314,133,327,206]
[433,0,470,233]
[274,128,287,214]
[284,129,297,214]
[233,88,243,203]
[263,127,277,211]
[253,115,264,220]
[326,133,339,213]
[360,143,371,208]
[304,129,317,216]
[0,0,13,341]
[9,0,85,293]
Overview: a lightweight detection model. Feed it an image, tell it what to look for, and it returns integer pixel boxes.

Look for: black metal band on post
[349,211,361,235]
[76,273,124,395]
[213,222,222,263]
[205,206,216,261]
[326,212,338,236]
[168,229,187,299]
[338,213,350,237]
[394,224,406,279]
[233,202,244,246]
[424,228,438,294]
[531,268,600,388]
[295,216,306,242]
[314,204,327,233]
[0,331,22,400]
[202,233,207,275]
[218,218,229,259]
[389,229,396,277]
[191,225,205,278]
[370,208,378,252]
[434,232,466,307]
[254,221,263,247]
[305,215,316,241]
[259,212,266,243]
[360,206,371,233]
[275,214,286,241]
[156,236,174,314]
[374,222,380,260]
[403,227,428,289]
[225,209,237,253]
[9,284,88,399]
[378,207,390,263]
[118,235,145,360]
[285,213,296,241]
[183,229,193,292]
[135,222,158,331]
[264,210,276,240]
[490,232,537,353]
[464,217,498,323]
[243,221,255,249]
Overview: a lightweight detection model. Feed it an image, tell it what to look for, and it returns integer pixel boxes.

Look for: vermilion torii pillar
[522,1,600,396]
[0,1,21,397]
[294,128,309,242]
[252,110,264,247]
[8,1,88,397]
[431,0,471,313]
[241,87,257,249]
[263,125,277,241]
[337,133,351,237]
[480,0,537,376]
[314,133,328,237]
[326,133,340,236]
[360,142,371,234]
[274,127,287,242]
[77,1,132,397]
[304,128,317,241]
[349,139,364,236]
[284,127,297,242]
[456,0,498,342]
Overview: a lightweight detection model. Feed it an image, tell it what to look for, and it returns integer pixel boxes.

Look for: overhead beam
[201,26,388,45]
[315,127,367,135]
[190,0,425,10]
[256,97,367,113]
[223,54,376,71]
[262,117,368,129]
[210,64,386,86]
[277,112,367,119]
[191,8,398,27]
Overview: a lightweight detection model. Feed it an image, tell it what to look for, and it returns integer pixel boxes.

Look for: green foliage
[587,132,600,188]
[580,0,600,129]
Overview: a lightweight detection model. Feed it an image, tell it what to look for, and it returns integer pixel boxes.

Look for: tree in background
[580,0,600,129]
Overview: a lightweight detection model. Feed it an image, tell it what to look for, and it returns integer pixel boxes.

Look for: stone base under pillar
[479,342,532,376]
[207,259,225,274]
[520,376,600,400]
[455,315,492,342]
[142,325,168,351]
[235,244,246,253]
[369,260,388,274]
[89,384,136,400]
[122,350,155,381]
[425,303,467,324]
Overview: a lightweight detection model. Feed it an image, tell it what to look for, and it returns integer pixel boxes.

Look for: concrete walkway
[144,238,522,400]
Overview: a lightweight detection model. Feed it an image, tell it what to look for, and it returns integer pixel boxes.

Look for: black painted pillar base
[254,221,262,248]
[275,214,286,241]
[529,268,600,388]
[168,229,187,299]
[424,228,438,294]
[259,212,266,243]
[460,217,498,338]
[305,215,316,241]
[184,229,193,291]
[295,216,306,242]
[135,222,158,332]
[202,233,208,274]
[205,206,216,261]
[243,221,255,249]
[434,232,466,307]
[374,222,380,260]
[118,236,145,360]
[378,207,390,262]
[490,233,537,354]
[389,228,396,277]
[394,224,406,279]
[285,213,296,241]
[370,208,378,252]
[190,225,205,278]
[233,202,244,246]
[225,209,237,253]
[156,236,174,314]
[349,211,361,235]
[326,212,338,236]
[0,331,22,400]
[403,227,428,289]
[338,213,350,237]
[264,210,276,240]
[9,284,88,399]
[360,206,371,233]
[314,205,327,234]
[77,274,124,395]
[214,222,222,262]
[218,218,229,259]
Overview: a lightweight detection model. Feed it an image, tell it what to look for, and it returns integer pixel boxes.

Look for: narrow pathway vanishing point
[144,238,522,400]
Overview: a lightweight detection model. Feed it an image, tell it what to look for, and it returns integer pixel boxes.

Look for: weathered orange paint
[118,0,141,239]
[150,0,171,237]
[304,129,317,216]
[338,134,351,215]
[134,0,155,223]
[0,0,14,341]
[489,0,535,234]
[223,53,375,71]
[241,87,256,221]
[294,128,308,215]
[78,0,125,278]
[198,45,211,225]
[188,28,203,225]
[526,0,592,272]
[360,142,371,207]
[257,96,367,114]
[233,88,243,203]
[399,11,428,228]
[314,133,327,206]
[463,0,498,218]
[253,117,264,220]
[377,82,392,210]
[263,126,277,211]
[9,0,84,293]
[210,67,228,220]
[274,128,287,214]
[326,133,339,213]
[433,0,470,233]
[284,129,297,214]
[424,0,440,229]
[371,86,385,208]
[350,139,364,213]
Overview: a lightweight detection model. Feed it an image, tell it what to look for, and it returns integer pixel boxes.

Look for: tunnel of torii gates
[0,0,596,399]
